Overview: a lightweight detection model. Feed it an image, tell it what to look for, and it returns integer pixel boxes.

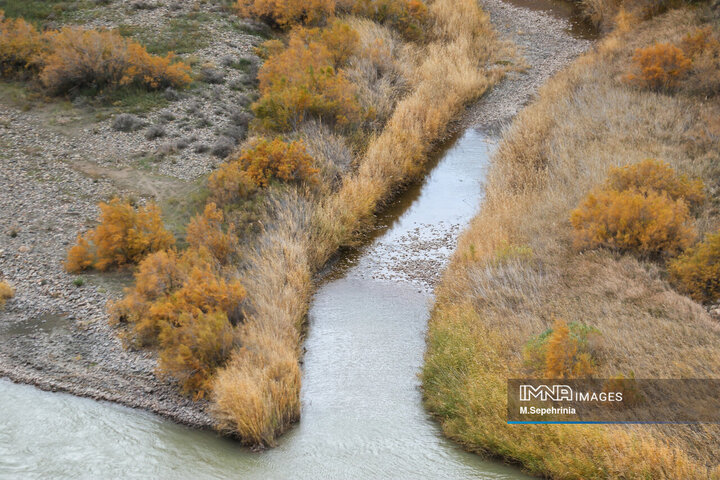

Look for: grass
[422,3,720,478]
[209,0,515,447]
[0,0,97,25]
[116,16,211,56]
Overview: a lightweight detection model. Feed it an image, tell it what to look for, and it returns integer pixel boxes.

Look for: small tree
[624,43,692,91]
[65,198,175,273]
[605,159,705,209]
[570,188,696,257]
[236,0,336,29]
[236,138,319,187]
[523,319,600,379]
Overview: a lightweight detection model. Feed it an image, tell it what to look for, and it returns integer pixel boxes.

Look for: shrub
[669,229,720,304]
[0,281,14,308]
[158,310,237,397]
[39,27,191,94]
[523,319,600,379]
[235,138,319,188]
[144,124,166,140]
[0,10,44,74]
[605,159,705,209]
[349,0,429,41]
[112,113,145,132]
[571,188,696,256]
[110,246,245,345]
[624,42,692,91]
[65,198,175,273]
[208,161,258,206]
[253,26,362,130]
[186,203,240,265]
[235,0,335,29]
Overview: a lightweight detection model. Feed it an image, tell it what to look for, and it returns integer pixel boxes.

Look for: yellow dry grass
[423,5,720,479]
[210,0,514,447]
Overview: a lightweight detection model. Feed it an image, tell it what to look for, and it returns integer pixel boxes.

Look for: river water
[0,1,594,478]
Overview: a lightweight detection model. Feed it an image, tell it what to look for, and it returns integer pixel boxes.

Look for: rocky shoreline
[0,0,591,431]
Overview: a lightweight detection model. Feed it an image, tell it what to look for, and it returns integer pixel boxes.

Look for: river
[0,1,594,478]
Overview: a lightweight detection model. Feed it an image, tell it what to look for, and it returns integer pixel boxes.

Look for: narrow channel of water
[0,129,529,479]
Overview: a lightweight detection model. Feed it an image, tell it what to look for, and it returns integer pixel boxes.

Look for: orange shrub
[253,26,362,130]
[158,310,237,397]
[235,137,319,187]
[40,27,191,94]
[605,159,705,209]
[0,280,14,309]
[523,319,600,379]
[236,0,335,28]
[65,198,175,273]
[208,161,258,206]
[570,188,696,256]
[0,10,45,74]
[186,203,240,265]
[349,0,429,41]
[669,229,720,304]
[624,42,692,91]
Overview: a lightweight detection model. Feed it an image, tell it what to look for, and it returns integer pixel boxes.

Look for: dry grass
[423,5,720,478]
[209,0,514,447]
[0,280,14,308]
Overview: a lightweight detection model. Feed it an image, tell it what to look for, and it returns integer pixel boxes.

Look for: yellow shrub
[0,281,14,308]
[39,27,191,94]
[669,229,720,304]
[158,310,237,397]
[208,162,257,206]
[570,188,696,256]
[186,203,240,265]
[523,319,600,379]
[605,159,705,209]
[624,42,692,91]
[349,0,429,41]
[65,198,175,273]
[236,0,335,28]
[235,137,319,188]
[0,10,44,74]
[253,25,362,130]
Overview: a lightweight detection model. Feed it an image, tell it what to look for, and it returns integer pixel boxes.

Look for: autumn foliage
[0,281,14,309]
[347,0,429,41]
[571,160,701,257]
[0,11,191,93]
[605,158,705,209]
[208,162,258,206]
[669,229,720,304]
[236,138,319,188]
[0,11,44,74]
[253,22,362,130]
[624,42,692,91]
[65,198,175,273]
[110,204,245,396]
[236,0,335,28]
[523,319,600,379]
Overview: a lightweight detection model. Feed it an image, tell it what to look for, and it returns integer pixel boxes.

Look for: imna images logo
[519,384,573,402]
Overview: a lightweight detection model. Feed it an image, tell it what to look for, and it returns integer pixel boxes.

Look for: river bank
[423,1,720,477]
